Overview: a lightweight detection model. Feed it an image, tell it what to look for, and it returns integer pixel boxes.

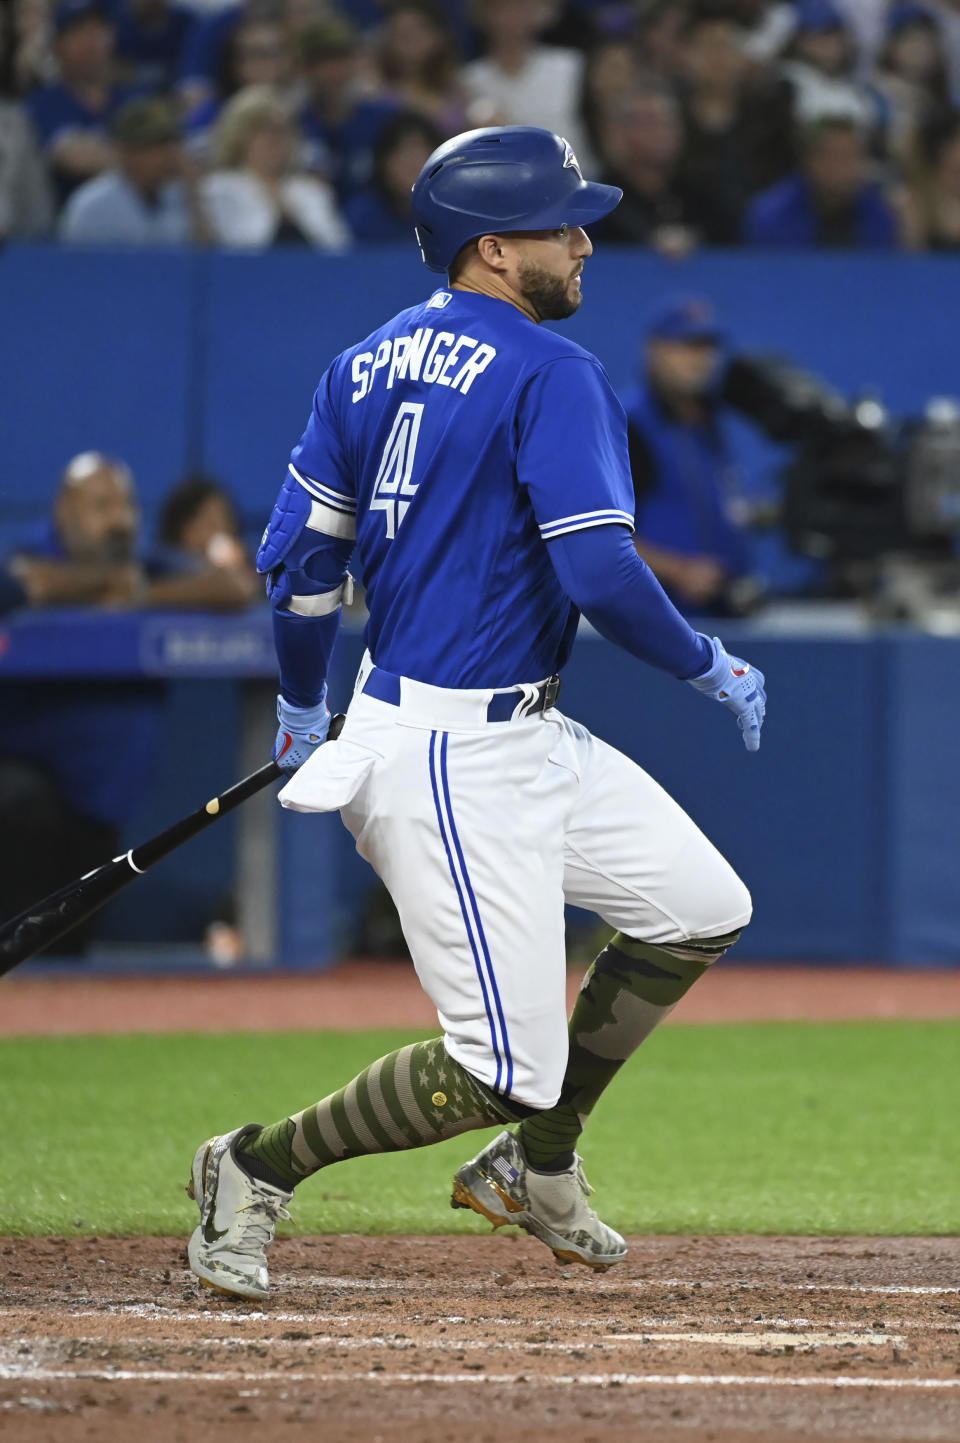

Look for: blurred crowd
[2,0,960,250]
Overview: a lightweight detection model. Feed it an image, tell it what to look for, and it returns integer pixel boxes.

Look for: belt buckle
[543,675,561,711]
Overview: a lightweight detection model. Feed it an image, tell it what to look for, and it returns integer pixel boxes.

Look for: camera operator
[622,297,753,616]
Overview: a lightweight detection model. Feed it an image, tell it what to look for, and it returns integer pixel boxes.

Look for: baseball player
[187,126,765,1300]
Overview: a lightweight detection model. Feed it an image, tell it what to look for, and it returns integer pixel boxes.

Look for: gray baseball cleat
[451,1129,627,1271]
[186,1124,292,1299]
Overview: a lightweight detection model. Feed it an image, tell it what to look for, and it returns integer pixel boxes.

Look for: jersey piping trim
[428,729,512,1097]
[539,508,635,541]
[289,463,357,513]
[305,497,357,541]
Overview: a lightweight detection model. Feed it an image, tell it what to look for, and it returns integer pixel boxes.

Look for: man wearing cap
[622,296,750,614]
[60,97,208,244]
[295,19,399,202]
[24,0,131,204]
[184,125,765,1301]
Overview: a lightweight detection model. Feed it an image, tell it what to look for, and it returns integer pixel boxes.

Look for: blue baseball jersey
[288,288,635,689]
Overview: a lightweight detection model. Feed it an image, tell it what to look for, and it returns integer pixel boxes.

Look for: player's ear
[476,233,507,271]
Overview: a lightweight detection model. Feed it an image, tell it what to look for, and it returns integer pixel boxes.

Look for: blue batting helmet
[410,126,622,273]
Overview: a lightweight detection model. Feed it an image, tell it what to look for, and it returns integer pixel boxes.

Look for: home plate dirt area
[1,1235,958,1443]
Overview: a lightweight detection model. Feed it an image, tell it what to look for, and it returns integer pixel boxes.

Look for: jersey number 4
[370,402,424,538]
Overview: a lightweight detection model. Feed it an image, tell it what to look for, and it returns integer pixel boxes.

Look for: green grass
[0,1022,957,1237]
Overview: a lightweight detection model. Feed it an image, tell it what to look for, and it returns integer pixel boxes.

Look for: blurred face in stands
[56,12,114,82]
[637,3,686,76]
[604,91,681,174]
[243,115,294,177]
[647,338,718,397]
[805,126,865,203]
[382,131,434,203]
[683,19,748,93]
[234,22,289,88]
[284,0,329,37]
[122,140,182,194]
[479,0,552,49]
[584,41,637,111]
[178,495,238,556]
[795,26,849,76]
[55,461,139,564]
[384,7,447,77]
[888,22,939,82]
[304,51,358,101]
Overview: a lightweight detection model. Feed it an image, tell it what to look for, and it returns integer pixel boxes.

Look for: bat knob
[329,713,346,741]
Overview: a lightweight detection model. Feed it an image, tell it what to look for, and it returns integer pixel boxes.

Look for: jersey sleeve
[516,358,635,541]
[287,364,357,539]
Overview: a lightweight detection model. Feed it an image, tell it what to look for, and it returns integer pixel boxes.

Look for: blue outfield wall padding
[99,679,242,945]
[884,637,960,963]
[0,246,203,532]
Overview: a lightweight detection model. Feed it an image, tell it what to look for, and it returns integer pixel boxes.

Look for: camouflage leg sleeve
[518,929,741,1170]
[238,1036,523,1190]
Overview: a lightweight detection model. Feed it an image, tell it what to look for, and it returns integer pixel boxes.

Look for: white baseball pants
[280,655,751,1109]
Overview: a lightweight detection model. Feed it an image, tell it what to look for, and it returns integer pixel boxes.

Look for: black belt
[362,667,561,722]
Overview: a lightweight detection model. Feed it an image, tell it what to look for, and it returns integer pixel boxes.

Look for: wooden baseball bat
[0,714,345,976]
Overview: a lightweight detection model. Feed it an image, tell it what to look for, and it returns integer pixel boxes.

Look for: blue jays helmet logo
[561,140,583,181]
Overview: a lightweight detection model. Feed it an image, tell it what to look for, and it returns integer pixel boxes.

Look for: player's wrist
[682,634,720,685]
[277,688,329,726]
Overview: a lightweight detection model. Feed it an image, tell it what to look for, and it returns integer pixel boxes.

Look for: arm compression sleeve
[547,525,711,680]
[270,531,353,709]
[273,608,340,709]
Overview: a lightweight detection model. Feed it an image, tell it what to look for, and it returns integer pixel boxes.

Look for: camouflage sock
[518,930,741,1170]
[238,1037,521,1189]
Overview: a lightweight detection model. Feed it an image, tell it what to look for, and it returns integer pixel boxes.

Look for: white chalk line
[0,1305,950,1335]
[271,1273,960,1297]
[0,1364,958,1391]
[603,1331,899,1349]
[3,1276,955,1307]
[31,1310,935,1327]
[9,1330,906,1355]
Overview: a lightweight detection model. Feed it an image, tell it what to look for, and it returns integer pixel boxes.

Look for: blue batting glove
[273,691,331,772]
[687,636,766,753]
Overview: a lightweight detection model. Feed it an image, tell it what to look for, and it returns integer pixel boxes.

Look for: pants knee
[693,864,752,940]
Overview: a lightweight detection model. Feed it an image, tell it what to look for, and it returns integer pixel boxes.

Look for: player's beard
[517,258,582,321]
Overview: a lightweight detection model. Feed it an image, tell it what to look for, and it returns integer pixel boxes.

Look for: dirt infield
[4,963,960,1035]
[1,1235,958,1443]
[3,969,957,1441]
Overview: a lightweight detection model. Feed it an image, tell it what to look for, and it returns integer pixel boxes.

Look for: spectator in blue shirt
[112,0,195,95]
[744,116,901,248]
[25,0,130,204]
[296,18,398,201]
[621,297,752,616]
[177,2,241,115]
[345,111,440,242]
